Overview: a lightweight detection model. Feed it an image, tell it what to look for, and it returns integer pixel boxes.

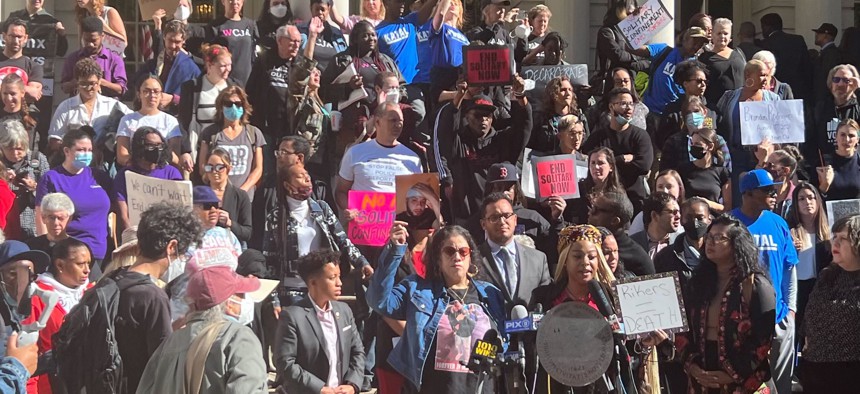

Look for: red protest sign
[347,191,397,246]
[533,155,580,201]
[463,45,514,86]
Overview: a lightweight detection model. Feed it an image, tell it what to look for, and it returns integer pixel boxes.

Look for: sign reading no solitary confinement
[463,45,514,86]
[617,0,674,49]
[347,191,396,246]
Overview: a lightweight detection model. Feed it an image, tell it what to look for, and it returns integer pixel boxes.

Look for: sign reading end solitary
[462,45,514,86]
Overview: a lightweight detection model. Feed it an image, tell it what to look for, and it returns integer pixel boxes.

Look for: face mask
[290,185,313,200]
[223,104,244,121]
[224,296,254,326]
[685,112,705,130]
[689,145,707,160]
[614,114,630,126]
[174,5,191,21]
[683,219,709,241]
[513,24,532,40]
[143,147,163,164]
[73,151,92,169]
[270,4,288,18]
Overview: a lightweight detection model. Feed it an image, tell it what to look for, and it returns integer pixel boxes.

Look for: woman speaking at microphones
[367,222,507,394]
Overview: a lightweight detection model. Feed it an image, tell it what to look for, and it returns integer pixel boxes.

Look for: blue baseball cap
[192,186,220,205]
[740,169,782,194]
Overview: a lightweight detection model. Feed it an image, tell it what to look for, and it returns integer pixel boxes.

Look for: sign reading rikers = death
[612,272,689,339]
[347,191,396,246]
[463,45,514,86]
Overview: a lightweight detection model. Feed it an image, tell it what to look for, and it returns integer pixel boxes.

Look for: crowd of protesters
[0,0,858,392]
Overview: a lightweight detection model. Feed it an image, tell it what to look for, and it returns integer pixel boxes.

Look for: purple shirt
[61,47,128,96]
[113,165,183,202]
[35,166,112,259]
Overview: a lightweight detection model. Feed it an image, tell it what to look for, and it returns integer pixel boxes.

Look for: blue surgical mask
[685,112,705,131]
[73,151,92,169]
[223,104,244,121]
[614,114,631,126]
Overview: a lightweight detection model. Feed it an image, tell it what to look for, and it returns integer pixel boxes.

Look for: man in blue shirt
[632,27,709,115]
[731,169,798,394]
[376,0,437,84]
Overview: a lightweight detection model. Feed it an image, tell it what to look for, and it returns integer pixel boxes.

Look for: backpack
[52,270,151,393]
[638,46,673,98]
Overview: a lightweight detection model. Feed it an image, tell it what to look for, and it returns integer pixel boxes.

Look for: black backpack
[52,270,150,394]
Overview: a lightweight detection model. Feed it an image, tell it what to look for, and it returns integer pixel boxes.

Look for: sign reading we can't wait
[462,45,514,86]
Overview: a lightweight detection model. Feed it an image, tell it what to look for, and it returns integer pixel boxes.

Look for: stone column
[546,0,590,65]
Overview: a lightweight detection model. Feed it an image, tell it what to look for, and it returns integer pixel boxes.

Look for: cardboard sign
[463,45,514,86]
[740,99,806,145]
[521,64,589,88]
[826,199,860,228]
[126,171,193,226]
[347,191,396,246]
[617,0,674,49]
[612,272,689,339]
[139,0,179,21]
[532,154,580,200]
[395,173,442,230]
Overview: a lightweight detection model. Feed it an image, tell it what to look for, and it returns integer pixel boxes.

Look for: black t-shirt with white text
[207,17,258,86]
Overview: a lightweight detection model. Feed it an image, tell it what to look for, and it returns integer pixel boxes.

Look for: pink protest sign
[348,191,397,246]
[532,154,580,201]
[617,0,673,49]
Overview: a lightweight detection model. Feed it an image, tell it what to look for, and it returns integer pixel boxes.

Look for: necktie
[498,248,517,294]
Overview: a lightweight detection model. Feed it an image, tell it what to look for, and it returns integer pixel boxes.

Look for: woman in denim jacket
[367,223,506,393]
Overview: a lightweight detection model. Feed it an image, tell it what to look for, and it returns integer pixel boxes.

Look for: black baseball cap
[812,23,838,37]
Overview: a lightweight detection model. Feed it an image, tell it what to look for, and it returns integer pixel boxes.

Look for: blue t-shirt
[731,208,798,323]
[414,21,470,84]
[113,165,184,202]
[376,13,420,84]
[35,166,112,259]
[642,44,694,115]
[414,21,433,84]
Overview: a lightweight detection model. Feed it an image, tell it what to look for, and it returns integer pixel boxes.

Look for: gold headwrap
[554,225,616,284]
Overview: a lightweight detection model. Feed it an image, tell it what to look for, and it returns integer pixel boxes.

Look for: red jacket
[0,181,14,230]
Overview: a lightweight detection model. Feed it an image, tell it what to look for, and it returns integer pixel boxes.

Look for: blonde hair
[527,4,552,21]
[744,59,767,77]
[360,0,385,20]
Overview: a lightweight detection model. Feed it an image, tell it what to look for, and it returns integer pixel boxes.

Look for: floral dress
[677,273,776,394]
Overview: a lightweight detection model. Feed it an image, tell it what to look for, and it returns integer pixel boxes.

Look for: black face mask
[143,148,163,164]
[683,219,709,240]
[690,145,707,160]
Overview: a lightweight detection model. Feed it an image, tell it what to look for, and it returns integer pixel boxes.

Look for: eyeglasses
[483,212,515,224]
[204,164,227,172]
[77,81,98,89]
[687,78,708,85]
[705,234,730,244]
[442,246,471,258]
[199,202,219,210]
[611,101,634,108]
[832,76,853,85]
[142,88,162,96]
[274,149,296,158]
[663,209,681,216]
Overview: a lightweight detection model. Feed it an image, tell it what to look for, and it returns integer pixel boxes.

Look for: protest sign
[523,151,587,199]
[532,154,580,200]
[521,64,588,88]
[612,272,689,339]
[826,199,860,228]
[739,99,805,145]
[139,0,179,21]
[395,174,441,230]
[463,45,514,86]
[617,0,673,49]
[348,191,396,246]
[126,171,193,226]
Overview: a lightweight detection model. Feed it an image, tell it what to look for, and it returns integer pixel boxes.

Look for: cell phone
[14,168,28,181]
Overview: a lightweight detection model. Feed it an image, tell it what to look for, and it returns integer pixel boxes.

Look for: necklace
[448,283,470,304]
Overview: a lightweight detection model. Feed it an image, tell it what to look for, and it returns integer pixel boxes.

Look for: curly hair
[641,191,677,227]
[130,126,171,167]
[214,86,253,125]
[297,249,342,282]
[673,60,710,86]
[688,215,766,306]
[423,225,482,282]
[74,57,105,81]
[542,75,577,115]
[137,202,203,260]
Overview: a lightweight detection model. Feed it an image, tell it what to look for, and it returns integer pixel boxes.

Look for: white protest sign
[740,99,805,145]
[126,171,193,226]
[612,272,688,338]
[826,199,860,228]
[617,0,673,49]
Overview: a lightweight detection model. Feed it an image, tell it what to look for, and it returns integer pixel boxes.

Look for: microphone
[588,279,622,333]
[504,304,545,333]
[464,329,502,375]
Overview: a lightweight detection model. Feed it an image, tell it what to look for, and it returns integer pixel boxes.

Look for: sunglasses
[204,164,227,172]
[442,246,471,258]
[756,187,778,197]
[199,202,219,210]
[832,76,853,85]
[224,100,242,107]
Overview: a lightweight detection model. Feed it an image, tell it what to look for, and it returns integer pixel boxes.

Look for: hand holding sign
[612,272,688,339]
[617,0,673,49]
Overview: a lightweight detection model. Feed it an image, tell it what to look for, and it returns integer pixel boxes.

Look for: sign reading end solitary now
[462,45,514,86]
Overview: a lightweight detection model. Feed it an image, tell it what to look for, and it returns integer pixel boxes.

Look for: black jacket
[581,124,653,212]
[653,236,697,295]
[761,30,813,99]
[595,25,649,75]
[246,48,294,141]
[219,182,252,243]
[814,44,844,103]
[809,96,860,161]
[615,231,655,276]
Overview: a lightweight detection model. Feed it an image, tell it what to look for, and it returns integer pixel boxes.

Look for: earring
[744,78,754,88]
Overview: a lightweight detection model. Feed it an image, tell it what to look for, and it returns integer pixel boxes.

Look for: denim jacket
[262,198,368,291]
[366,243,507,390]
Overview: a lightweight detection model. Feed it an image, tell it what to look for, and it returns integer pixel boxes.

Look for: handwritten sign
[463,45,514,86]
[617,0,674,49]
[347,191,396,246]
[139,0,179,21]
[522,64,588,88]
[126,171,193,226]
[532,154,580,200]
[826,199,860,228]
[740,99,805,145]
[612,272,689,339]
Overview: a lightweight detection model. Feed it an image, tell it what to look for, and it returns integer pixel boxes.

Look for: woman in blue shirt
[367,224,506,393]
[415,0,469,111]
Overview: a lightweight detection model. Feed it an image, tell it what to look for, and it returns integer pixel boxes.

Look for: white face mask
[513,24,532,40]
[224,296,255,326]
[174,5,192,21]
[270,4,288,18]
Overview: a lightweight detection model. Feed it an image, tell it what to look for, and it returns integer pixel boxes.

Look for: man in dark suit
[760,13,814,99]
[630,192,683,259]
[475,193,551,312]
[275,250,365,394]
[588,191,655,276]
[813,23,844,102]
